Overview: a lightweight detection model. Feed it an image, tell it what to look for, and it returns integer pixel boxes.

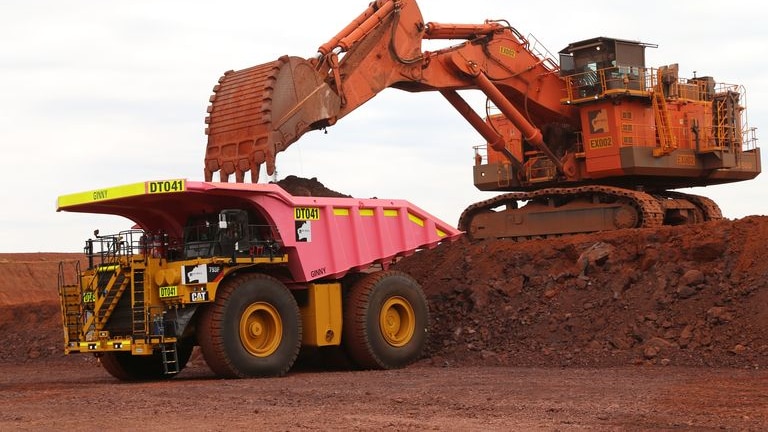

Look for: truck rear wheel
[343,270,428,370]
[99,339,194,381]
[197,273,302,378]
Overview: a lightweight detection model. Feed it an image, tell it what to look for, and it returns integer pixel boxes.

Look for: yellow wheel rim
[239,302,282,357]
[379,296,415,347]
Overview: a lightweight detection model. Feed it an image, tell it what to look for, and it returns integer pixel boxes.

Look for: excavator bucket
[204,56,341,183]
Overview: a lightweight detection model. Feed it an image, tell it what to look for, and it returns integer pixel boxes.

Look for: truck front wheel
[343,270,428,369]
[197,273,302,378]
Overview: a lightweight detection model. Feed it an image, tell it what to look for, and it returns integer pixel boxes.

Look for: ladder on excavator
[652,68,676,157]
[507,26,559,73]
[713,90,741,151]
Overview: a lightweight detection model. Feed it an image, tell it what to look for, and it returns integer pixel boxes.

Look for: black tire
[99,338,194,381]
[197,273,301,378]
[343,270,428,370]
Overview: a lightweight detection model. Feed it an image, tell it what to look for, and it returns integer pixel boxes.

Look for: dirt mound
[275,175,350,198]
[0,253,82,305]
[394,216,768,368]
[0,253,80,362]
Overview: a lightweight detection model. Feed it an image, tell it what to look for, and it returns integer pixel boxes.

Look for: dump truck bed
[57,179,462,282]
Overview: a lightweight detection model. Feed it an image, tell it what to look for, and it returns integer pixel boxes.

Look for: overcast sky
[2,1,766,252]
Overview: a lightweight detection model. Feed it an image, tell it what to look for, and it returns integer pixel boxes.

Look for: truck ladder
[131,269,147,337]
[152,316,180,374]
[95,271,127,328]
[58,261,84,344]
[161,342,180,375]
[83,266,128,335]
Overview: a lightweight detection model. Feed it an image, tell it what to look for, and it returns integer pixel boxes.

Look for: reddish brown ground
[1,178,766,429]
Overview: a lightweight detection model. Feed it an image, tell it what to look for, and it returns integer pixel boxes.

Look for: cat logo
[190,291,209,302]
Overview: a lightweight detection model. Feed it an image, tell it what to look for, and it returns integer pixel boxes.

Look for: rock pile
[394,216,768,368]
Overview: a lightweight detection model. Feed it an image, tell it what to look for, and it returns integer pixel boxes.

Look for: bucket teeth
[204,56,341,183]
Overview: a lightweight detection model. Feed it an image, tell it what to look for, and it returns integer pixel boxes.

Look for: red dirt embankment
[0,253,80,361]
[0,253,82,305]
[395,216,768,368]
[1,216,767,369]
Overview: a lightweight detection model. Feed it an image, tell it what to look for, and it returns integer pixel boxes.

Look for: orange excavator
[203,0,760,240]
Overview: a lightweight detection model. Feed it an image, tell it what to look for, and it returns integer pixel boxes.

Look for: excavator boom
[204,0,574,183]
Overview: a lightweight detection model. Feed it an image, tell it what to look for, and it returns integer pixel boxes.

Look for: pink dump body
[57,179,462,282]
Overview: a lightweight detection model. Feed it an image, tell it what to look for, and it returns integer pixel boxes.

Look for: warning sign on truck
[182,264,222,284]
[296,221,312,242]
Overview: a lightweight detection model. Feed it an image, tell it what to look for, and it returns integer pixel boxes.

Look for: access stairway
[57,255,180,375]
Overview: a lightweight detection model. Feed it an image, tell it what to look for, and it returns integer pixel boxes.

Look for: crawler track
[458,186,721,240]
[658,191,723,221]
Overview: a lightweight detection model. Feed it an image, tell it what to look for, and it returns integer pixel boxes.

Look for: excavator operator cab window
[559,37,654,96]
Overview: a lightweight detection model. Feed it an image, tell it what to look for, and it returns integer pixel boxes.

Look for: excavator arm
[204,0,575,183]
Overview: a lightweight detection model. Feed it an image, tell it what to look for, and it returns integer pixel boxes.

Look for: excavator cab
[559,37,651,99]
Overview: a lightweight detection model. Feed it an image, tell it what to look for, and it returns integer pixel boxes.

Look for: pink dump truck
[56,179,461,380]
